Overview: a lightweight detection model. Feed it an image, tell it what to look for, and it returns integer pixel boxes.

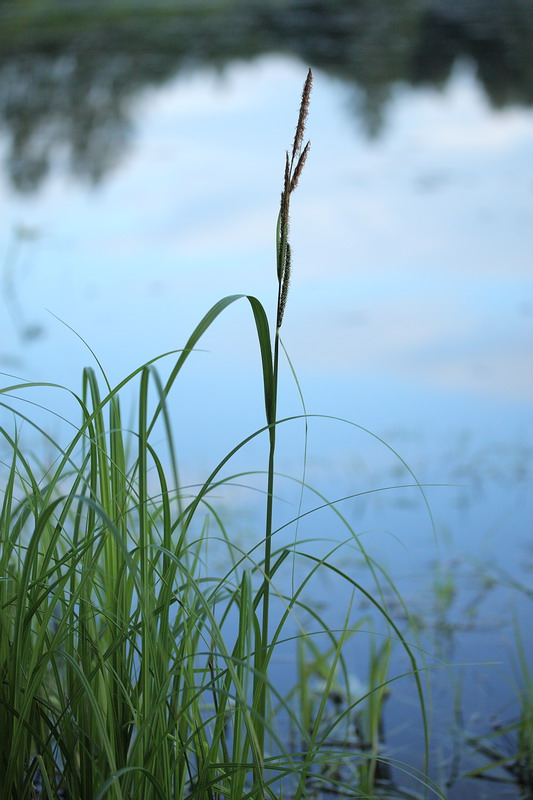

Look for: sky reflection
[1,55,531,456]
[1,53,531,798]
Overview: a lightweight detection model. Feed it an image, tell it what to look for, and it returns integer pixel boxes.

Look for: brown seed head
[291,69,313,163]
[277,243,291,328]
[290,140,310,193]
[277,153,291,281]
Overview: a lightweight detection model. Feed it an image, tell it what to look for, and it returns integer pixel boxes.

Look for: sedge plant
[0,71,439,800]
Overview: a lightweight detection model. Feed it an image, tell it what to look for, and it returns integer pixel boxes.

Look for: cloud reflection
[0,57,530,411]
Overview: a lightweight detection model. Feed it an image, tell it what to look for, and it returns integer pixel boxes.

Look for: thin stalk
[254,330,279,785]
[255,68,312,790]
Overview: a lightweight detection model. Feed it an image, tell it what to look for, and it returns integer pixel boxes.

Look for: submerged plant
[461,614,533,797]
[0,71,438,800]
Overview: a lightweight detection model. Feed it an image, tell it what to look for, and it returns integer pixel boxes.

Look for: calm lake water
[1,2,532,797]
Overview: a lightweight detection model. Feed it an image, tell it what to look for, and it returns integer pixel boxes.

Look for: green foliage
[0,74,437,800]
[463,611,533,796]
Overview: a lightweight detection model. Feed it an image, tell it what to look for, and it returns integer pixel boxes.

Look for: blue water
[1,50,532,799]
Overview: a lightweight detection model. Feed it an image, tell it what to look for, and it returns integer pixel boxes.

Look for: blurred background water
[0,1,532,796]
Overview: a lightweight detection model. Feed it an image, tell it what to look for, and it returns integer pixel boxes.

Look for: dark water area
[0,2,532,799]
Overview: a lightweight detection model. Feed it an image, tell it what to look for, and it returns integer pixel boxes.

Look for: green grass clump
[0,71,438,800]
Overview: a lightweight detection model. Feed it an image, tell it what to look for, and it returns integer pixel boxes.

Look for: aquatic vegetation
[461,608,533,797]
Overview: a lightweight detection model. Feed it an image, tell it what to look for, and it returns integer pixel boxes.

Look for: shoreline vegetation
[0,69,436,800]
[1,70,532,800]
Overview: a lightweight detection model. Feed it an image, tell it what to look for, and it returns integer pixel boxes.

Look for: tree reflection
[2,54,135,191]
[0,0,532,193]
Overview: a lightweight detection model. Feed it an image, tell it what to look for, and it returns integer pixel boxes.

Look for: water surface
[1,3,532,796]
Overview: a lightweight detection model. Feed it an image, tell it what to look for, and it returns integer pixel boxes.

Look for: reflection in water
[1,224,44,354]
[0,0,532,191]
[0,53,133,192]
